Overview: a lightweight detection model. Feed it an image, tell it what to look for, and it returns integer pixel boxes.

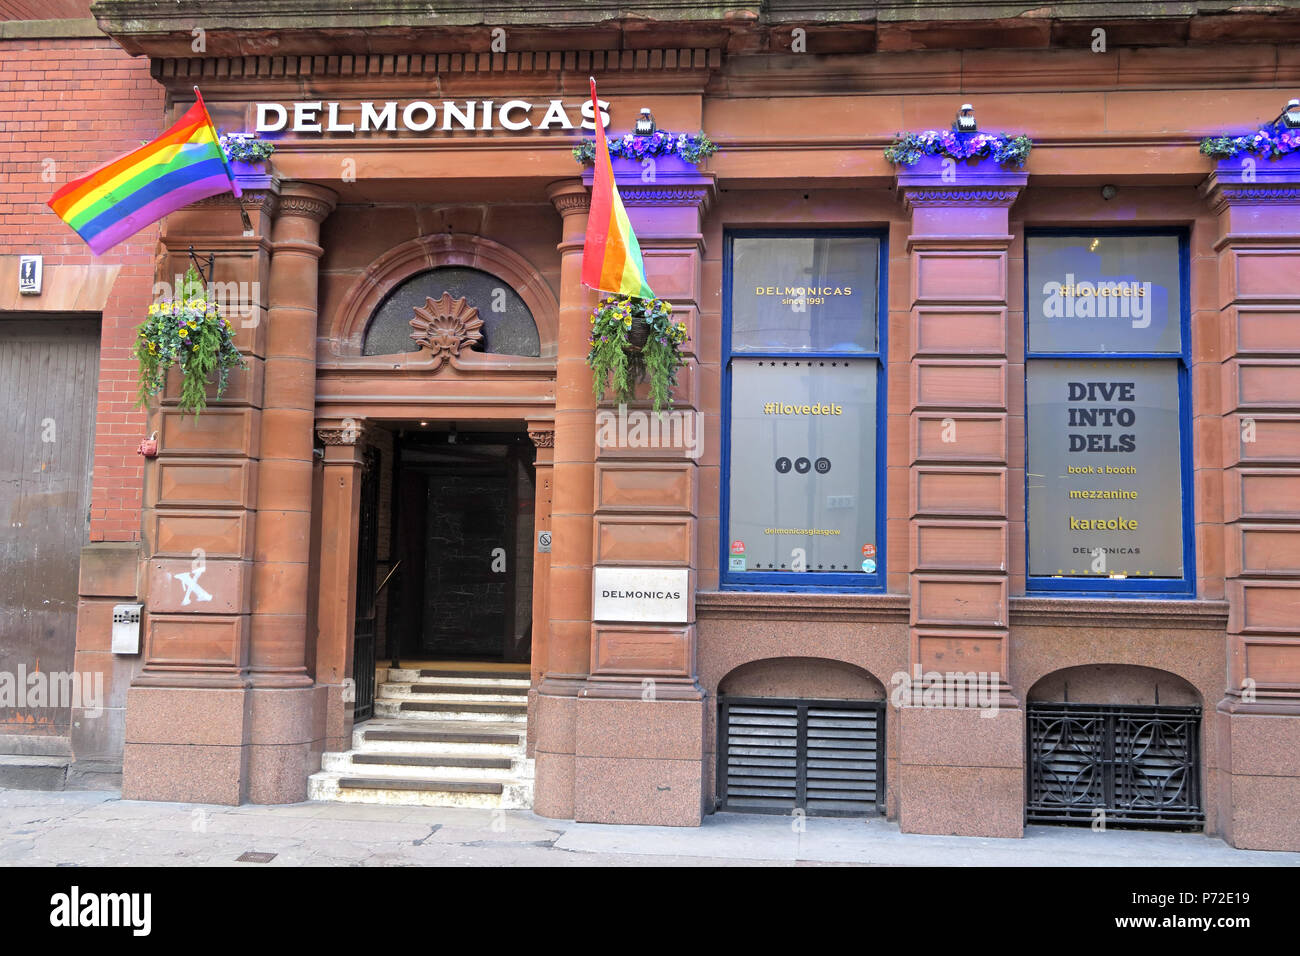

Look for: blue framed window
[720,230,888,592]
[1024,229,1195,597]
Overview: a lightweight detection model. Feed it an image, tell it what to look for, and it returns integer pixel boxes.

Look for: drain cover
[236,851,277,864]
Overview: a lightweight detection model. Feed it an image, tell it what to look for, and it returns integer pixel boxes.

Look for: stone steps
[374,698,528,721]
[309,665,534,809]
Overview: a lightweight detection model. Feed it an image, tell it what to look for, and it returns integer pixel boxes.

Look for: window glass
[1027,360,1183,579]
[730,236,879,352]
[727,358,878,575]
[1027,235,1181,354]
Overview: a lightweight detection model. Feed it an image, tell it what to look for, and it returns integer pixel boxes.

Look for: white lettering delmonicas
[360,101,398,131]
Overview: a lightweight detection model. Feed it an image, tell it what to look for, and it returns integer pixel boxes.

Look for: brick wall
[0,36,164,542]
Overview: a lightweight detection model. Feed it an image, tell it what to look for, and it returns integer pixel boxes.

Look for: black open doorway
[384,425,535,664]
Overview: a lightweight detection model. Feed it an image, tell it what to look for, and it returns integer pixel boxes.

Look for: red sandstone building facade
[3,1,1300,851]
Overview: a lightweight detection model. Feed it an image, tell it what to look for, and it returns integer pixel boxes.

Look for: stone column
[122,178,278,804]
[572,164,712,826]
[314,420,370,756]
[244,181,336,803]
[533,181,595,817]
[526,421,555,757]
[1203,157,1300,851]
[896,161,1025,837]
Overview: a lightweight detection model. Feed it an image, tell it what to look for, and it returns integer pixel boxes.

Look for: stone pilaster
[571,162,713,826]
[313,419,373,756]
[122,178,279,805]
[244,181,336,803]
[526,422,555,757]
[532,181,595,818]
[896,160,1024,837]
[1203,155,1300,850]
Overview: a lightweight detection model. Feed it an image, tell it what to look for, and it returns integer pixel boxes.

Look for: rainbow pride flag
[48,90,239,256]
[581,78,654,299]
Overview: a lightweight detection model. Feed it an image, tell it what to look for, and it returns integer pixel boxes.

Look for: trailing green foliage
[587,295,689,414]
[573,130,717,166]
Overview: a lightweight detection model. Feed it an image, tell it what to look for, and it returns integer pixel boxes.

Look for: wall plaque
[592,567,689,624]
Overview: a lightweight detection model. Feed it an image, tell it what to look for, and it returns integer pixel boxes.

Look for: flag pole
[193,85,254,235]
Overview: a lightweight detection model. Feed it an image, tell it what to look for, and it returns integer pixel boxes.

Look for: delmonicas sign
[254,98,611,134]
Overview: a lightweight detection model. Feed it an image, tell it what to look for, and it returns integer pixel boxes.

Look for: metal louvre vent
[719,697,884,817]
[1027,703,1203,829]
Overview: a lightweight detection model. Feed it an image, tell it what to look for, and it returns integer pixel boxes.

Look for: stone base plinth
[897,704,1024,838]
[122,686,249,805]
[1216,706,1300,851]
[532,689,579,819]
[246,685,322,804]
[122,683,329,805]
[572,695,706,827]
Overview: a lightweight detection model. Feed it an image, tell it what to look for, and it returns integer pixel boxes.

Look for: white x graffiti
[170,567,213,606]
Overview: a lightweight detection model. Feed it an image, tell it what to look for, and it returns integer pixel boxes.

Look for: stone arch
[327,233,559,359]
[1027,663,1201,708]
[718,656,886,700]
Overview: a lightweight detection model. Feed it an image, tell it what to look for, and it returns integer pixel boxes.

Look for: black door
[388,430,534,662]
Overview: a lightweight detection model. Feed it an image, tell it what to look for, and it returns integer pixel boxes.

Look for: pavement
[1,788,1297,866]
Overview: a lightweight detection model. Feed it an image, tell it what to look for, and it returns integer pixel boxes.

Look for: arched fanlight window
[362,266,541,358]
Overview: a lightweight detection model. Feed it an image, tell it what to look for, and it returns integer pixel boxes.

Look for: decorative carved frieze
[619,186,712,209]
[277,192,336,222]
[193,188,279,218]
[529,429,555,448]
[316,421,369,445]
[409,292,484,362]
[550,190,591,216]
[901,187,1024,209]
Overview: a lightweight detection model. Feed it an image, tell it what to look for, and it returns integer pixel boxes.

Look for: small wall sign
[537,530,552,553]
[592,567,689,624]
[19,255,42,295]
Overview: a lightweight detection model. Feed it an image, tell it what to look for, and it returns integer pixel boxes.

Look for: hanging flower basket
[587,295,689,413]
[134,264,246,419]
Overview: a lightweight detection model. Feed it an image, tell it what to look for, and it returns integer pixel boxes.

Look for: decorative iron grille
[1027,702,1203,829]
[718,697,884,817]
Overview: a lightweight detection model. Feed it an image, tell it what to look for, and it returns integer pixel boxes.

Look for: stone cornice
[695,590,910,623]
[1202,184,1300,213]
[1008,597,1229,631]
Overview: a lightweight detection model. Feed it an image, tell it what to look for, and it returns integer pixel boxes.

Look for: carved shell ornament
[409,292,485,360]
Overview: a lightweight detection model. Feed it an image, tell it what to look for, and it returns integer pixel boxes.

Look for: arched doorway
[312,233,557,723]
